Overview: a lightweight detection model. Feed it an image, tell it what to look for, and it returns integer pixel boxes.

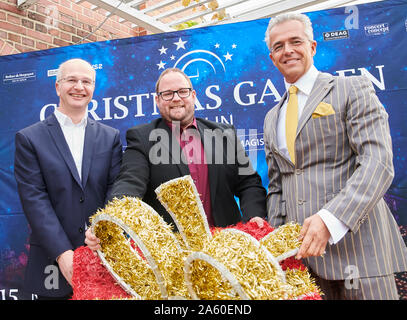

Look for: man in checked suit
[85,68,266,250]
[14,58,122,299]
[263,13,407,299]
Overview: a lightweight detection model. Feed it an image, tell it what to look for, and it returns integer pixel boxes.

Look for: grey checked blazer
[263,72,407,280]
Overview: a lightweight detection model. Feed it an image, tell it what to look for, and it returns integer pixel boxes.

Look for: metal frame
[17,0,384,33]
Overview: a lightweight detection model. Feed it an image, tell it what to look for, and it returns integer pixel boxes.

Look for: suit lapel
[45,114,82,188]
[81,118,96,189]
[157,120,189,176]
[266,92,292,164]
[296,72,334,137]
[270,92,287,152]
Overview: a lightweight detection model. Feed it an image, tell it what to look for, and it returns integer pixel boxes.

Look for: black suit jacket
[111,117,266,228]
[14,114,122,297]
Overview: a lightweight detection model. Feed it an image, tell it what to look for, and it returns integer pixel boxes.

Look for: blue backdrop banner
[0,0,406,300]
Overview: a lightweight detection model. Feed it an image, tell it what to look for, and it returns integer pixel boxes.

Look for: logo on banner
[364,23,389,36]
[154,37,237,79]
[238,131,265,152]
[405,18,407,32]
[3,71,36,84]
[47,64,103,77]
[323,30,349,41]
[47,69,58,77]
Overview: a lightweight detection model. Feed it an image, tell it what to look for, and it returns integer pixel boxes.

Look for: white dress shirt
[277,65,349,245]
[54,109,87,181]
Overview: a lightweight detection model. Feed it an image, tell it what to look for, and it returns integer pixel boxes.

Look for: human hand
[296,214,330,259]
[249,216,266,228]
[57,250,74,286]
[84,228,101,255]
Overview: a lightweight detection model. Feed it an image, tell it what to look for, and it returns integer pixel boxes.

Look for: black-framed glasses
[158,88,192,101]
[58,77,95,87]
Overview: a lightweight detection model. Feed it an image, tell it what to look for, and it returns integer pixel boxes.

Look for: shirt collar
[166,118,197,132]
[284,65,319,96]
[54,108,87,127]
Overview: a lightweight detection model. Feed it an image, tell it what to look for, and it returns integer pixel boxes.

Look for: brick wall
[0,0,151,56]
[0,0,209,57]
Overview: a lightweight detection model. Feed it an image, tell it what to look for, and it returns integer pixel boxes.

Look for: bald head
[56,59,96,83]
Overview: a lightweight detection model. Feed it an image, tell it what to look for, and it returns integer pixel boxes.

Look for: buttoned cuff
[317,209,349,245]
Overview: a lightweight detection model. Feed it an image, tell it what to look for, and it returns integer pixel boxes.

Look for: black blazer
[111,117,266,228]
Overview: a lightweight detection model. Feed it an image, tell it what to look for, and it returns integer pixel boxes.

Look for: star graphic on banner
[153,39,241,75]
[223,52,233,61]
[158,46,168,55]
[157,60,166,70]
[174,38,187,50]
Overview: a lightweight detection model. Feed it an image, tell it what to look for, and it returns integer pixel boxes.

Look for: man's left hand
[57,249,74,286]
[296,214,330,259]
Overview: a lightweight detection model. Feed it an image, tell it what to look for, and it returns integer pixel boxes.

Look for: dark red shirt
[167,119,214,227]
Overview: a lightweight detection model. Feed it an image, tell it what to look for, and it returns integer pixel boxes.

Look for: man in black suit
[86,68,266,248]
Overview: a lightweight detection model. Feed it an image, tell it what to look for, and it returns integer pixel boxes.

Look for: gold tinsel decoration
[285,268,322,299]
[184,229,294,300]
[155,175,212,251]
[260,222,302,261]
[90,175,321,300]
[90,197,188,299]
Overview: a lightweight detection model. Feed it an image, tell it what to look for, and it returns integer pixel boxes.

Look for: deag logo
[154,37,236,79]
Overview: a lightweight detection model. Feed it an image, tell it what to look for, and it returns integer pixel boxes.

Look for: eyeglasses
[59,77,95,87]
[158,88,192,101]
[270,38,308,54]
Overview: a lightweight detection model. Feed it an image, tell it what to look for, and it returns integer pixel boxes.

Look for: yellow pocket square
[312,102,335,118]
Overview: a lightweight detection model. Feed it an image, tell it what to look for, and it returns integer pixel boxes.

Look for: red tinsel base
[72,246,131,300]
[71,220,321,300]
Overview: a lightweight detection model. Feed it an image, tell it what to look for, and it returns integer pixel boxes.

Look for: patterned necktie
[286,85,298,164]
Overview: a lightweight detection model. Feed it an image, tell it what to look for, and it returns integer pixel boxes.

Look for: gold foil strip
[155,175,212,251]
[90,197,188,299]
[260,222,302,261]
[184,229,295,300]
[286,268,322,298]
[184,251,247,300]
